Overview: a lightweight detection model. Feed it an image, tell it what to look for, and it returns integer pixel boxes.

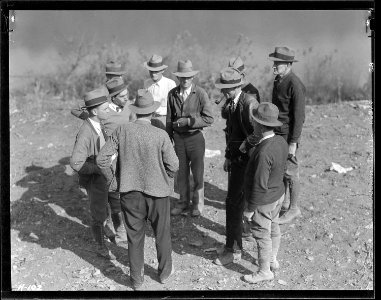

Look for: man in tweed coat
[97,89,179,290]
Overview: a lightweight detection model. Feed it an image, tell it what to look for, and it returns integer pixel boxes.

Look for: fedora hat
[129,89,160,114]
[82,88,109,109]
[228,57,246,74]
[251,102,283,127]
[215,67,244,89]
[106,77,127,97]
[105,61,127,75]
[143,54,168,72]
[268,46,298,62]
[172,60,199,77]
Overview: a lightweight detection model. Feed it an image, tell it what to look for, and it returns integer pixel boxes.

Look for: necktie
[230,100,235,113]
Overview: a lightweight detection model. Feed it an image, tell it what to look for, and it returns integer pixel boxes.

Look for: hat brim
[81,98,109,110]
[268,55,298,62]
[109,86,128,97]
[251,112,283,127]
[143,62,168,72]
[214,78,244,89]
[105,71,127,75]
[172,70,199,77]
[129,101,161,114]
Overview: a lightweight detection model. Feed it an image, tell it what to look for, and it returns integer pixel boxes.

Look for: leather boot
[91,225,116,260]
[191,187,204,217]
[243,259,274,284]
[111,212,127,244]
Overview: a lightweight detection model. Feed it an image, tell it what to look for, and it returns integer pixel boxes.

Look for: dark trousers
[87,175,108,226]
[173,131,205,210]
[226,160,247,250]
[120,191,172,285]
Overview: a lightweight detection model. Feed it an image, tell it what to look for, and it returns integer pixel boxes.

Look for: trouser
[250,194,285,269]
[225,159,247,251]
[173,131,205,212]
[106,192,127,242]
[120,191,172,285]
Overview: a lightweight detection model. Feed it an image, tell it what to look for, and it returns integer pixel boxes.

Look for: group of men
[69,46,305,289]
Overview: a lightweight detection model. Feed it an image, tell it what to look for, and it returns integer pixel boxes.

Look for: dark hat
[82,88,109,109]
[172,60,199,77]
[143,54,168,72]
[106,77,127,97]
[105,61,127,75]
[251,102,283,127]
[129,89,160,114]
[215,67,244,89]
[268,46,298,62]
[228,57,246,74]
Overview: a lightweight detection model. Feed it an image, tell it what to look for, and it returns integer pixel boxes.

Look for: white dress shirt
[109,102,121,113]
[180,84,192,102]
[144,76,176,116]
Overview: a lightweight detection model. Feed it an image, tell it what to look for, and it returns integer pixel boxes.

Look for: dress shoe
[213,249,241,266]
[171,207,187,216]
[278,207,301,224]
[96,245,116,260]
[243,271,274,284]
[191,209,201,217]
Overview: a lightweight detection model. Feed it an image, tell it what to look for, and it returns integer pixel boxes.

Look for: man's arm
[188,89,214,128]
[70,133,101,175]
[161,134,179,178]
[289,81,306,144]
[166,93,174,141]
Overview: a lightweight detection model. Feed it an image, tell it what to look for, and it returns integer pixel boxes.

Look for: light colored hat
[172,60,199,77]
[228,57,246,74]
[251,102,283,127]
[105,61,127,75]
[82,88,109,109]
[268,47,298,62]
[106,77,127,97]
[129,89,161,114]
[143,54,168,71]
[214,67,244,89]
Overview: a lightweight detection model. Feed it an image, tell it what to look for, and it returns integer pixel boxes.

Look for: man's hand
[223,158,231,172]
[173,118,190,128]
[243,210,254,222]
[288,142,297,156]
[239,140,247,153]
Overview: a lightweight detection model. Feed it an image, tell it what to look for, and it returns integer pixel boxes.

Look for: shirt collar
[233,90,242,105]
[88,118,102,134]
[109,102,120,112]
[135,118,151,124]
[257,133,275,145]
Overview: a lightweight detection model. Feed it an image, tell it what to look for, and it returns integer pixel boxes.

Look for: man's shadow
[11,157,158,289]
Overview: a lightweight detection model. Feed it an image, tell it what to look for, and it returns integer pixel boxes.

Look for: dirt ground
[8,97,373,294]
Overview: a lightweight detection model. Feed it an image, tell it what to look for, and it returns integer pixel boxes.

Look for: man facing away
[70,88,115,260]
[213,67,259,266]
[96,89,179,290]
[166,59,214,217]
[143,54,176,128]
[242,102,288,284]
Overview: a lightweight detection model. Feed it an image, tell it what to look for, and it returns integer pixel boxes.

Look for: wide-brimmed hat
[105,61,127,75]
[143,54,168,72]
[251,102,283,127]
[172,60,199,77]
[215,67,244,89]
[268,46,298,62]
[82,88,109,109]
[228,56,246,74]
[129,89,160,114]
[106,77,127,97]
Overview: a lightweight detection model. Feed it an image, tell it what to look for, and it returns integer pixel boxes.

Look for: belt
[174,130,201,136]
[152,112,166,117]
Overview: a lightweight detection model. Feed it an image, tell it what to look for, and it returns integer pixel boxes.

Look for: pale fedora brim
[143,62,168,71]
[105,70,127,75]
[268,55,298,62]
[214,78,244,89]
[129,101,161,114]
[108,86,128,97]
[251,111,283,127]
[172,70,199,77]
[81,98,109,110]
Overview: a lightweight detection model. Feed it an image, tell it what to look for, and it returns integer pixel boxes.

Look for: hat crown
[220,67,242,83]
[134,89,155,108]
[269,46,297,62]
[177,60,194,73]
[105,61,126,73]
[149,54,163,65]
[254,102,280,125]
[228,57,245,73]
[106,77,124,89]
[84,87,108,101]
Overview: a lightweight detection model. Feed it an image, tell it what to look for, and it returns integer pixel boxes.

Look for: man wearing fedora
[70,87,116,260]
[267,46,306,225]
[143,54,176,128]
[242,102,288,284]
[97,89,178,290]
[166,59,214,217]
[213,67,259,266]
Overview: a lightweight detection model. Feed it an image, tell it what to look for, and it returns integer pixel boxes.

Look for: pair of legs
[243,194,284,284]
[171,131,205,216]
[214,159,246,265]
[104,192,128,244]
[120,191,173,289]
